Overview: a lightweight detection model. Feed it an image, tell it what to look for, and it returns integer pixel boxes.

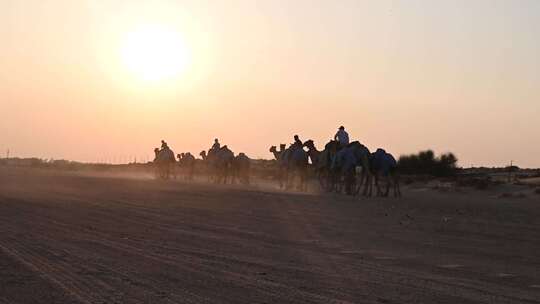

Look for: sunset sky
[1,0,539,167]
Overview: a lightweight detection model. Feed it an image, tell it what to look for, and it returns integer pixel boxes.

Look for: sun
[121,25,190,82]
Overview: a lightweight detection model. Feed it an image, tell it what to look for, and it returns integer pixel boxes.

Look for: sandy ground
[0,167,539,304]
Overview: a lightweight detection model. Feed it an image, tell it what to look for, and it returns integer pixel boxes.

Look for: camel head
[269,146,277,153]
[303,140,315,149]
[199,150,207,159]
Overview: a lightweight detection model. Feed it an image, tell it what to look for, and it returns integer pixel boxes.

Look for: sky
[1,0,539,167]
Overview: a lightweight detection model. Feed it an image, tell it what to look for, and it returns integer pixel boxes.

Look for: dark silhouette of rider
[293,135,302,148]
[211,138,220,151]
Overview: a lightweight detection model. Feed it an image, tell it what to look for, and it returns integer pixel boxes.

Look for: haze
[1,0,539,167]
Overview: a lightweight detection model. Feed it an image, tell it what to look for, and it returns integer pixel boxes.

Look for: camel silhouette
[370,149,401,197]
[153,146,176,180]
[200,146,235,184]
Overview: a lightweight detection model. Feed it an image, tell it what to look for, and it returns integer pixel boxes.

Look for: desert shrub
[398,150,458,177]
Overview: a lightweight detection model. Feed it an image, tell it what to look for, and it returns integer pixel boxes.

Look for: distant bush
[398,150,458,177]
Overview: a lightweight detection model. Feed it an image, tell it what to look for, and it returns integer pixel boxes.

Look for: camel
[269,144,287,189]
[269,144,287,161]
[337,141,372,196]
[315,140,341,192]
[200,146,235,184]
[303,140,320,165]
[153,147,176,180]
[215,146,235,184]
[303,139,335,190]
[370,149,401,197]
[177,153,196,181]
[232,153,251,185]
[281,144,309,191]
[199,150,213,182]
[269,143,308,191]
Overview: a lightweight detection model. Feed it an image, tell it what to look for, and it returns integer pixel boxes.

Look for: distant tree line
[398,150,458,177]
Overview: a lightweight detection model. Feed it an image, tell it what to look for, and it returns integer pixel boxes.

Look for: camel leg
[301,169,306,192]
[378,176,384,197]
[303,168,308,192]
[344,170,353,195]
[392,174,401,197]
[347,171,353,195]
[353,174,359,196]
[362,173,370,197]
[290,171,295,191]
[298,170,304,191]
[287,170,292,190]
[375,174,383,196]
[354,171,363,197]
[321,170,330,192]
[328,172,335,192]
[392,175,397,197]
[333,172,339,192]
[317,171,324,190]
[371,174,377,196]
[370,174,374,197]
[368,174,374,197]
[299,170,304,191]
[384,175,391,197]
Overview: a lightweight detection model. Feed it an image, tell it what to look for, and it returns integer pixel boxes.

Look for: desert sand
[0,167,539,303]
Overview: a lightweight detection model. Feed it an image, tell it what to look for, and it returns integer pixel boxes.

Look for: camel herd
[153,138,401,197]
[199,146,251,184]
[273,139,401,197]
[153,144,251,185]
